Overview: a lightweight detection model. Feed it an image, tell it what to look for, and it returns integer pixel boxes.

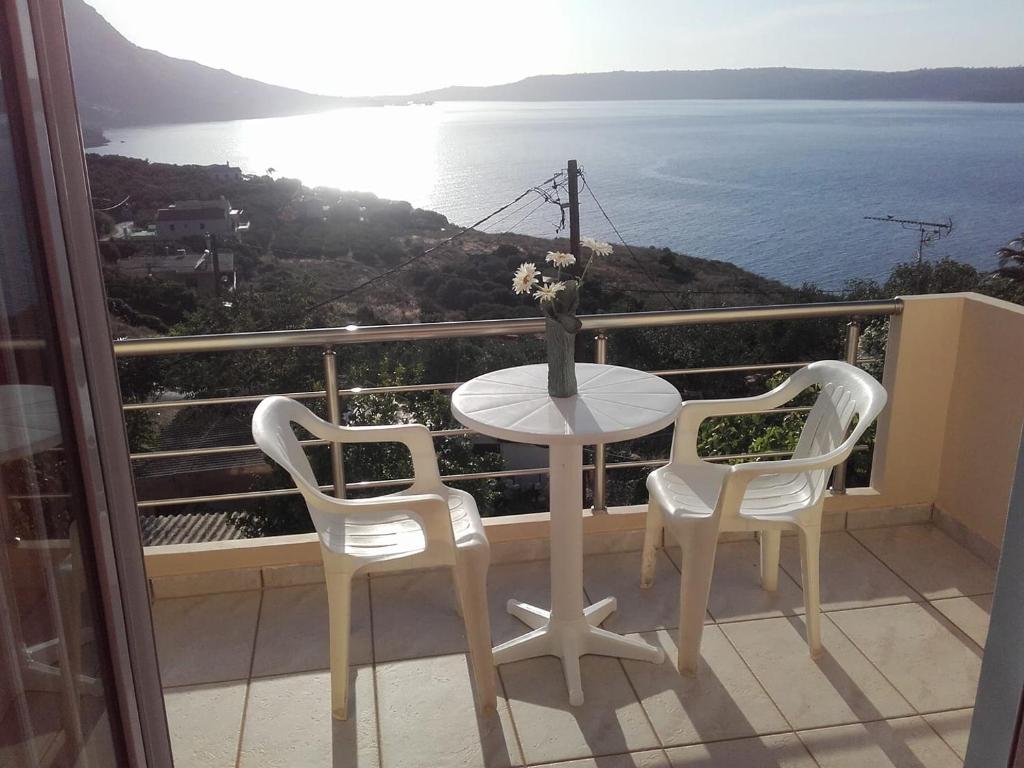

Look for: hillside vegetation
[90,154,1024,534]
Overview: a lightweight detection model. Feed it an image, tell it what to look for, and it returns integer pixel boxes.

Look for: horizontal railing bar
[128,403,818,462]
[118,366,847,418]
[129,428,475,461]
[653,361,811,377]
[137,466,562,509]
[133,440,868,509]
[129,438,327,462]
[345,465,563,492]
[113,300,901,358]
[1,339,46,351]
[137,485,321,509]
[123,390,326,412]
[122,381,467,413]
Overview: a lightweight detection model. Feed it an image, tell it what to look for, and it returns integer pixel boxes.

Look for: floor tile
[797,716,963,767]
[153,591,261,687]
[721,614,913,730]
[583,551,695,635]
[371,569,467,661]
[703,540,806,623]
[488,559,555,646]
[376,653,521,768]
[164,680,246,768]
[851,525,995,599]
[252,581,371,677]
[501,655,659,765]
[664,733,817,767]
[780,532,922,611]
[930,595,992,648]
[828,602,982,713]
[622,628,788,747]
[923,708,972,760]
[534,750,670,767]
[238,667,377,768]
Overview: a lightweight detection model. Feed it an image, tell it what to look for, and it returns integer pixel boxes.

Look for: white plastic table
[451,363,682,705]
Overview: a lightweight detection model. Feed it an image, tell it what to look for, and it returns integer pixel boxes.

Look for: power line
[303,172,564,315]
[480,179,566,233]
[93,194,131,212]
[500,196,552,233]
[579,170,680,310]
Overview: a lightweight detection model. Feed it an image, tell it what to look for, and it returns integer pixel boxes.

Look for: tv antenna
[864,215,953,264]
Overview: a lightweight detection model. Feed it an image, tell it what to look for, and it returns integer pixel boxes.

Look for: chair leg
[798,526,823,658]
[640,500,664,589]
[759,529,781,592]
[455,548,497,715]
[677,523,718,676]
[452,568,464,618]
[324,571,353,720]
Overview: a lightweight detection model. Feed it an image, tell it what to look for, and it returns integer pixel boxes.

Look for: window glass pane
[0,61,125,768]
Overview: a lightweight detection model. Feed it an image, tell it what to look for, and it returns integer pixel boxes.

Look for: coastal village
[107,163,250,296]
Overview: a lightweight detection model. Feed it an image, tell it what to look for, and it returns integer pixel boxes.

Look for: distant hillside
[412,67,1024,103]
[66,0,359,140]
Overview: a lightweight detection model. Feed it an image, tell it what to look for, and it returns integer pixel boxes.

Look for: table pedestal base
[489,443,666,706]
[493,596,665,706]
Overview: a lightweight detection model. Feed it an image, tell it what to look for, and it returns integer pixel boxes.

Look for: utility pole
[567,159,581,260]
[209,233,222,298]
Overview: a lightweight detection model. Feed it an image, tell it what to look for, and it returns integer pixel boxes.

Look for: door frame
[966,428,1024,767]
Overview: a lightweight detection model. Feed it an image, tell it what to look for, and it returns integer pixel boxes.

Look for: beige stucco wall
[868,294,965,509]
[935,294,1024,551]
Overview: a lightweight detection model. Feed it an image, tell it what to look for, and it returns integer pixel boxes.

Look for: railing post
[322,347,347,498]
[831,319,862,495]
[592,331,609,512]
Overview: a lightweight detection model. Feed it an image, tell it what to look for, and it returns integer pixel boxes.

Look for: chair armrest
[727,439,855,480]
[289,406,443,488]
[672,375,809,462]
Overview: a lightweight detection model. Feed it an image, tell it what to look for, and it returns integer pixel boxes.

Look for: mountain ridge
[67,0,1024,147]
[409,66,1024,103]
[66,0,360,140]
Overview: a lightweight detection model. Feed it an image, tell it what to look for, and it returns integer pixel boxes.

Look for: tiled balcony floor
[155,523,994,767]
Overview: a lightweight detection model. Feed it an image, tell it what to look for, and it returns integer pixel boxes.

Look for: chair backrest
[253,396,460,569]
[251,396,335,517]
[781,360,887,500]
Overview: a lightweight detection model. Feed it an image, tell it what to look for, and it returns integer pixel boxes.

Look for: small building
[201,162,244,183]
[114,249,236,295]
[154,198,235,240]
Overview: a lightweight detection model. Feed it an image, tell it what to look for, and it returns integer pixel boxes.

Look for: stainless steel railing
[113,299,901,514]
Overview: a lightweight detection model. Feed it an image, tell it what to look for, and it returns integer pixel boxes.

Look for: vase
[545,316,578,397]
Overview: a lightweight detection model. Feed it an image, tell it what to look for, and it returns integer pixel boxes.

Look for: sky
[83,0,1024,97]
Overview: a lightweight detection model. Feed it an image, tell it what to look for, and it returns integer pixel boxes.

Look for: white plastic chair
[640,360,886,675]
[252,396,496,719]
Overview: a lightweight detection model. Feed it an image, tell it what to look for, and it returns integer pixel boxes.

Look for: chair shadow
[781,614,931,768]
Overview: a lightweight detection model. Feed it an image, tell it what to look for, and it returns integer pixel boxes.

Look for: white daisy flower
[534,281,567,302]
[581,237,613,256]
[512,262,539,295]
[545,251,576,268]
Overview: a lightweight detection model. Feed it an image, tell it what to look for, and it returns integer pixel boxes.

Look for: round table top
[451,363,681,446]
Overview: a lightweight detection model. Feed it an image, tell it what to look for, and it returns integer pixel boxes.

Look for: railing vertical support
[322,347,347,498]
[831,319,862,495]
[592,331,609,512]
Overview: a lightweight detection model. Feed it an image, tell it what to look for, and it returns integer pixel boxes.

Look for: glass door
[0,0,171,765]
